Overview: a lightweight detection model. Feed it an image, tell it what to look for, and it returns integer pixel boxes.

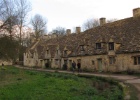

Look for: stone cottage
[24,8,140,72]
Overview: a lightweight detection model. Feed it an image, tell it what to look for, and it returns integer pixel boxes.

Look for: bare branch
[51,26,66,36]
[31,14,47,39]
[82,18,99,31]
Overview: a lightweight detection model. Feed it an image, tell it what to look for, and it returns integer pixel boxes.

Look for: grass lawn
[0,66,123,100]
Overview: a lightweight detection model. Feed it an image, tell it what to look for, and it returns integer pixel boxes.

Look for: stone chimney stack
[100,18,106,26]
[76,27,81,34]
[133,8,140,17]
[66,29,71,36]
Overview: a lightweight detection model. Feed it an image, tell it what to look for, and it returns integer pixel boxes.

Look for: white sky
[29,0,140,32]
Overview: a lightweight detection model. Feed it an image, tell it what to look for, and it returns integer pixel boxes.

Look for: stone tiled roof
[27,16,140,59]
[47,45,57,57]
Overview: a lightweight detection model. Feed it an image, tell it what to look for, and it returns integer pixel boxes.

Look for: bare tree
[31,14,47,40]
[82,18,118,31]
[82,18,99,31]
[15,0,31,45]
[0,0,19,38]
[107,18,117,23]
[51,26,66,36]
[0,0,31,40]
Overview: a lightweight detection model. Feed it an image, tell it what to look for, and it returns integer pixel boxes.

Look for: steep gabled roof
[27,16,140,59]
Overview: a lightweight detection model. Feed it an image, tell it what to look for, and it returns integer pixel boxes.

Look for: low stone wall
[0,60,12,66]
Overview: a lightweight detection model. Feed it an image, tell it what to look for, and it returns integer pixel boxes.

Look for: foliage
[0,0,31,61]
[0,35,19,61]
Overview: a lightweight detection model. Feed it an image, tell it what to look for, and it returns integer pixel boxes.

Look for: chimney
[100,18,106,26]
[76,27,81,34]
[66,29,71,36]
[133,8,140,17]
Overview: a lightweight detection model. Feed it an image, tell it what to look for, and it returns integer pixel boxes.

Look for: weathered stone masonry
[24,8,140,72]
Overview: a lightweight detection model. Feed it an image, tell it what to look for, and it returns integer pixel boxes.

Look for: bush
[82,86,98,96]
[44,72,52,78]
[69,87,78,92]
[26,71,37,75]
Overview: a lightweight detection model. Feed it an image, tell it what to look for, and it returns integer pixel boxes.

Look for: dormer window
[56,50,58,54]
[64,50,67,56]
[80,45,84,51]
[108,42,114,50]
[96,43,101,49]
[46,50,49,54]
[80,45,85,55]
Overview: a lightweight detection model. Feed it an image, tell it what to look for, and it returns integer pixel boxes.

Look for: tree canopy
[0,35,19,61]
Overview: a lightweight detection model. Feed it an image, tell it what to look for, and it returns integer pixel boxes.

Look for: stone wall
[0,60,12,66]
[68,53,140,72]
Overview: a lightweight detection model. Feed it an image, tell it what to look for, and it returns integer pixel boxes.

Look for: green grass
[0,66,123,100]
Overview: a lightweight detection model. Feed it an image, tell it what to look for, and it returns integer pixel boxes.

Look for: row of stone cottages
[24,8,140,72]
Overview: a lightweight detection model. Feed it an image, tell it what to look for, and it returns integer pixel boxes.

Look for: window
[96,43,101,49]
[80,45,85,55]
[80,45,84,51]
[109,57,115,64]
[92,60,95,65]
[64,60,67,64]
[55,59,58,65]
[134,57,140,65]
[108,42,114,50]
[64,50,67,56]
[56,50,59,54]
[46,50,49,54]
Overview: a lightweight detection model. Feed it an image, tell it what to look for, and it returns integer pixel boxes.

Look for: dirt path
[15,65,140,100]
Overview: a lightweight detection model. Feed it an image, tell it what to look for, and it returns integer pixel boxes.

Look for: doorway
[97,58,102,72]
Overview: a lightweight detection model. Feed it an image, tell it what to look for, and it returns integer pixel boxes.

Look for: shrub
[69,87,78,92]
[82,86,98,96]
[44,72,52,78]
[26,71,37,75]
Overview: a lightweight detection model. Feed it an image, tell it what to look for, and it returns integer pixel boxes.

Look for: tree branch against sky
[28,0,140,32]
[0,0,32,61]
[15,0,31,45]
[51,26,66,36]
[0,0,19,38]
[82,18,99,31]
[31,14,47,39]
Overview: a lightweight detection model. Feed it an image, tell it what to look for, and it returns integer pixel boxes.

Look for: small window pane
[92,60,95,65]
[80,46,84,51]
[134,57,137,65]
[64,50,67,56]
[96,43,101,49]
[47,50,49,54]
[109,42,114,50]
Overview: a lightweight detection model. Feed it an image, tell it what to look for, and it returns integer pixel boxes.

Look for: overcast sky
[29,0,140,32]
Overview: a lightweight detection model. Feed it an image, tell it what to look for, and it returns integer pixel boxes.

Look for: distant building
[24,8,140,72]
